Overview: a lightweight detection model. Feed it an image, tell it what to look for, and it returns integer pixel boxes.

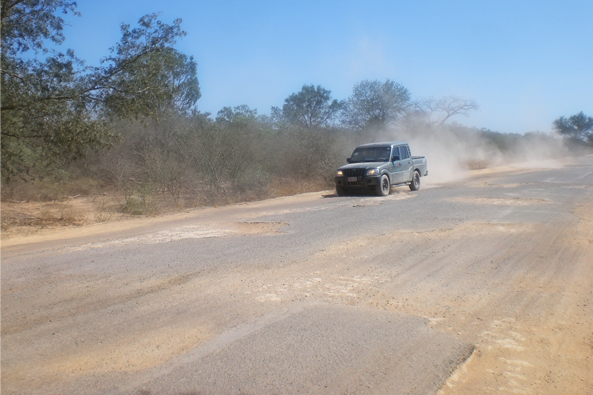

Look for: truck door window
[392,146,400,161]
[399,146,409,160]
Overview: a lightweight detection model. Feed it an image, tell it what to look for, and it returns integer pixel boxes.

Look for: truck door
[399,145,414,182]
[390,146,405,184]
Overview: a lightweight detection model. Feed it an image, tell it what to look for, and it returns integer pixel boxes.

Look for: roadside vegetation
[2,1,592,234]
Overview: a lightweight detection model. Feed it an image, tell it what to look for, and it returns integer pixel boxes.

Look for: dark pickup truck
[335,141,428,196]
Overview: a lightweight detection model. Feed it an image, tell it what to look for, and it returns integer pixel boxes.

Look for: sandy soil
[1,194,123,238]
[437,201,593,394]
[220,210,593,394]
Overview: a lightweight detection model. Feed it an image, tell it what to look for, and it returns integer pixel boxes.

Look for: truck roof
[355,141,407,148]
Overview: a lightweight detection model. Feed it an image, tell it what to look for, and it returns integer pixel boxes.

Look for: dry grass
[1,196,120,237]
[269,178,332,197]
[1,177,334,238]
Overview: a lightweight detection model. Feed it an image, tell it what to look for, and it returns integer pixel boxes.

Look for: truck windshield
[350,147,391,163]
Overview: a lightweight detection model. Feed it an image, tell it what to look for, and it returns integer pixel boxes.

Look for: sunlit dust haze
[356,117,571,186]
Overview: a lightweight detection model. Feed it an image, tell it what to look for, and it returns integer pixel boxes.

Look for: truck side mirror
[346,158,351,163]
[392,155,400,161]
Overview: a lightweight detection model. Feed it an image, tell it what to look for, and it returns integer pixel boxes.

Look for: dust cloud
[367,116,569,185]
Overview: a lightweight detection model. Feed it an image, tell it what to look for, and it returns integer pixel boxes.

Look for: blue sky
[60,0,592,134]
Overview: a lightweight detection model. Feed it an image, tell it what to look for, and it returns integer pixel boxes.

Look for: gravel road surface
[2,156,592,394]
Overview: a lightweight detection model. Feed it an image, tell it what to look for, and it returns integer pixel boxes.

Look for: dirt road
[2,156,592,394]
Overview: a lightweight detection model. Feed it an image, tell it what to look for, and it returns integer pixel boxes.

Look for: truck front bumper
[335,175,381,188]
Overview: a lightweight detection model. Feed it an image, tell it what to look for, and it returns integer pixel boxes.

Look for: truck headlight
[366,168,378,176]
[336,170,344,176]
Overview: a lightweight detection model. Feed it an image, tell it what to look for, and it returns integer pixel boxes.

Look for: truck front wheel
[409,171,421,191]
[336,185,348,196]
[376,175,391,196]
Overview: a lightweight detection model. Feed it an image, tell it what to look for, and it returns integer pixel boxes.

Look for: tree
[97,14,200,119]
[1,0,79,54]
[341,79,411,130]
[553,112,593,144]
[1,1,200,181]
[417,96,478,125]
[216,105,258,124]
[271,84,343,128]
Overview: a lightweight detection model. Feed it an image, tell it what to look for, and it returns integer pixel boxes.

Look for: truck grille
[343,168,365,177]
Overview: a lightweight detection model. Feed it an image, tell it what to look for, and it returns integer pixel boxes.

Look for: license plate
[348,177,358,182]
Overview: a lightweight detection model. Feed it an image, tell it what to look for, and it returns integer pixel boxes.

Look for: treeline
[1,96,570,214]
[61,109,348,212]
[2,1,591,216]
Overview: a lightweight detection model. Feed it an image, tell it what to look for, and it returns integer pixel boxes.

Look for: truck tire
[376,174,391,196]
[336,185,348,196]
[409,171,421,191]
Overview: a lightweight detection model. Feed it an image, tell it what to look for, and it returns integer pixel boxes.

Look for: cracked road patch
[131,305,474,395]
